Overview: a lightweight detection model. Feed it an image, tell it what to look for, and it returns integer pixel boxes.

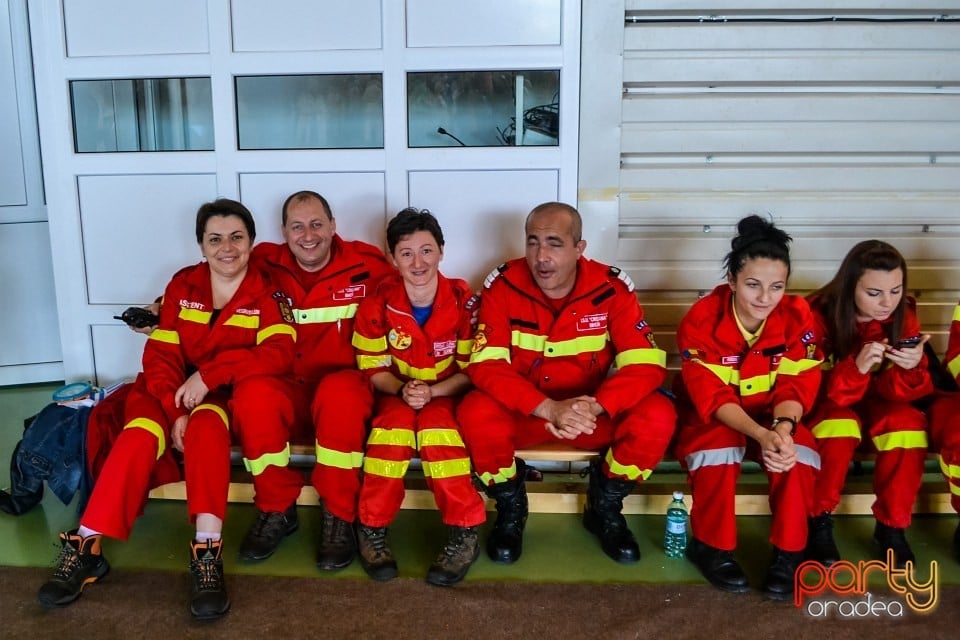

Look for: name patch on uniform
[334,284,366,301]
[235,308,261,316]
[800,330,815,345]
[433,340,456,357]
[577,313,608,332]
[721,355,741,365]
[179,299,206,310]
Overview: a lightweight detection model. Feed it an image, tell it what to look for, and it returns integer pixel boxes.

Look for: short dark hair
[722,214,792,278]
[281,190,333,225]
[812,240,909,359]
[525,202,582,243]
[195,198,256,244]
[386,208,444,254]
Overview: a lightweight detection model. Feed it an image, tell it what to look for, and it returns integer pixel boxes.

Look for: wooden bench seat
[147,443,952,516]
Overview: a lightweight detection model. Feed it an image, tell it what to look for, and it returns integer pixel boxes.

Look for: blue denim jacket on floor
[0,403,93,516]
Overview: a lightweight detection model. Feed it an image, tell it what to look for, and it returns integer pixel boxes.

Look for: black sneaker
[190,538,230,620]
[316,506,356,571]
[873,520,915,569]
[238,503,298,561]
[356,524,398,581]
[805,512,841,566]
[426,526,480,587]
[686,537,750,594]
[763,546,804,600]
[37,530,110,608]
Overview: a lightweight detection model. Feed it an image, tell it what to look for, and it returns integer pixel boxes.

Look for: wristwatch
[771,416,797,436]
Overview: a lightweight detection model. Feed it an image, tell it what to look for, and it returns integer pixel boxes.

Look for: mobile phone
[114,306,160,328]
[895,336,922,349]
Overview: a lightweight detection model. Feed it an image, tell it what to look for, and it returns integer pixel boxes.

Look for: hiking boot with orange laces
[190,538,230,620]
[37,530,110,608]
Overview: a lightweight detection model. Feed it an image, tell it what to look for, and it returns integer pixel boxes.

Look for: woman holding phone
[804,240,933,569]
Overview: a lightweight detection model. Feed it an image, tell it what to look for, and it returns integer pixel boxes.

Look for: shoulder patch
[465,293,481,311]
[608,265,635,293]
[483,263,508,290]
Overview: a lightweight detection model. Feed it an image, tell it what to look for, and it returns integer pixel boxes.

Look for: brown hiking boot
[189,538,230,620]
[356,524,398,581]
[316,506,356,570]
[38,530,110,608]
[426,526,480,587]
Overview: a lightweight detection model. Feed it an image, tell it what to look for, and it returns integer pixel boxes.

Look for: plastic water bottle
[664,491,688,558]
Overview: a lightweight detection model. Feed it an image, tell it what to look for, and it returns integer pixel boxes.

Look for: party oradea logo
[794,550,938,618]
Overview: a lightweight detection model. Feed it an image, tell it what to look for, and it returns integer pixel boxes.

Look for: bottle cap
[672,490,684,500]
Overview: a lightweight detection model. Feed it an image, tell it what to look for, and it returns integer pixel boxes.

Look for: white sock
[196,531,221,542]
[77,525,101,538]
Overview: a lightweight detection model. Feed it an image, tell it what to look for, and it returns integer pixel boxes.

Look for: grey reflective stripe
[685,447,745,471]
[796,445,821,471]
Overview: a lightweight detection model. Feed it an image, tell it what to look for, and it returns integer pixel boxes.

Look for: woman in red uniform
[674,215,822,600]
[351,208,485,587]
[928,300,960,563]
[38,199,295,619]
[805,240,932,569]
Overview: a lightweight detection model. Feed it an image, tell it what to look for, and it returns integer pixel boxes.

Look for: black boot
[763,546,804,600]
[316,506,356,570]
[37,530,110,608]
[805,512,841,566]
[189,538,230,620]
[425,526,480,587]
[356,524,398,581]
[238,503,298,561]
[582,459,639,563]
[686,537,749,593]
[483,459,528,564]
[873,520,915,569]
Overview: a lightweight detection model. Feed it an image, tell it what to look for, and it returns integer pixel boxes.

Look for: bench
[147,443,952,516]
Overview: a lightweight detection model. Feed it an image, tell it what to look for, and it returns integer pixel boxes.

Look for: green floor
[2,383,957,588]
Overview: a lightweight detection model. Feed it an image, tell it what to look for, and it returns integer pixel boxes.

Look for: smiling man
[457,202,676,565]
[236,191,393,567]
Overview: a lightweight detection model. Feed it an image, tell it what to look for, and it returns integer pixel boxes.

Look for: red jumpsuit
[807,297,932,528]
[81,262,295,540]
[352,272,485,528]
[673,286,822,553]
[458,257,676,485]
[929,301,960,513]
[249,238,393,517]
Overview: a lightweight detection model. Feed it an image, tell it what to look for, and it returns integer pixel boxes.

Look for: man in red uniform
[457,202,676,564]
[234,191,393,565]
[930,299,960,562]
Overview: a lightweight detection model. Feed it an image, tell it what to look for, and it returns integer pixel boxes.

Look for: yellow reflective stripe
[740,373,773,397]
[353,333,388,352]
[457,339,474,355]
[511,330,546,351]
[478,460,517,485]
[149,329,180,345]
[510,330,609,357]
[423,458,472,479]
[778,356,822,375]
[939,455,960,481]
[123,417,166,460]
[953,305,960,323]
[811,418,861,441]
[243,443,291,476]
[293,305,358,324]
[363,457,410,478]
[948,353,960,381]
[615,348,667,369]
[357,354,392,370]
[605,449,653,481]
[872,431,929,451]
[417,428,466,449]
[191,403,229,428]
[179,308,211,324]
[224,313,260,329]
[394,355,455,381]
[470,346,511,364]
[315,444,364,470]
[699,361,736,385]
[257,323,296,344]
[368,427,417,448]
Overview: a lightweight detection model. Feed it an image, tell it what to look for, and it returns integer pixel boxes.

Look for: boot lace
[52,543,81,580]
[321,511,352,545]
[190,550,222,591]
[360,526,391,560]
